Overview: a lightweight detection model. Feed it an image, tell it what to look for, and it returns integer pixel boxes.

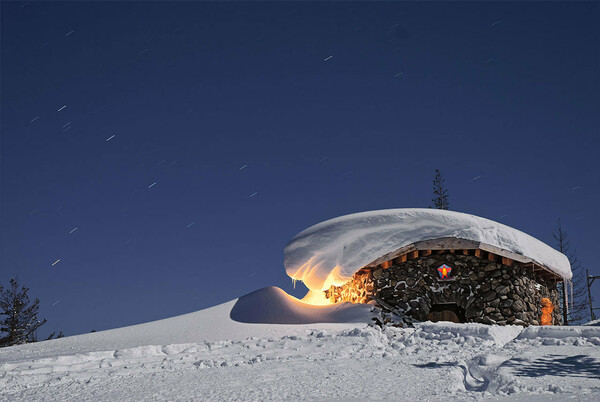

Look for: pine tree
[0,278,47,347]
[553,220,588,325]
[432,169,449,210]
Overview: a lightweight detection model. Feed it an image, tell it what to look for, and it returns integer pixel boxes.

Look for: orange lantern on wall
[540,298,554,326]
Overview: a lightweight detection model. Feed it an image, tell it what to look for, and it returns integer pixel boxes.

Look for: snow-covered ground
[1,287,599,401]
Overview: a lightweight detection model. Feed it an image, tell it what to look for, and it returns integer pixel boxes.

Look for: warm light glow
[287,260,354,305]
[540,298,554,326]
[292,261,350,306]
[289,258,352,293]
[320,265,352,290]
[324,271,371,304]
[301,290,333,305]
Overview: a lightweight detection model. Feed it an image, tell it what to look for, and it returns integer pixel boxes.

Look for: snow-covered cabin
[284,209,571,326]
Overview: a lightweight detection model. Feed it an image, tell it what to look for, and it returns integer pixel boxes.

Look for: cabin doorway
[427,303,465,323]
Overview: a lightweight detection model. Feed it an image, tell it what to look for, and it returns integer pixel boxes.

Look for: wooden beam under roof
[478,243,531,264]
[362,237,564,281]
[365,243,416,267]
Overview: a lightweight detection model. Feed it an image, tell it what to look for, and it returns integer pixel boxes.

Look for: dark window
[427,303,465,323]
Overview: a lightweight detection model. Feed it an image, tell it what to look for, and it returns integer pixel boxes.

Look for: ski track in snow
[1,324,599,401]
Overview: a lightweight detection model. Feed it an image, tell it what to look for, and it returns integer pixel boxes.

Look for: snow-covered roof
[284,208,572,292]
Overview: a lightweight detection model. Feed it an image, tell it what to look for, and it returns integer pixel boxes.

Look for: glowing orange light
[540,298,554,326]
[302,290,333,305]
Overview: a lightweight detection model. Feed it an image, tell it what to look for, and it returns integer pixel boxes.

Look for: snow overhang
[284,209,572,292]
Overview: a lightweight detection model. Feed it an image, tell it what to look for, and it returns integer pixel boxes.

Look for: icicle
[570,279,574,310]
[564,278,570,315]
[563,279,569,314]
[292,278,296,289]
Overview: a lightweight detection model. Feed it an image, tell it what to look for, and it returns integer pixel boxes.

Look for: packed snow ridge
[284,208,572,292]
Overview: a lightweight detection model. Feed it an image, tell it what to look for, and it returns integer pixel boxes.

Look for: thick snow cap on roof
[284,208,572,292]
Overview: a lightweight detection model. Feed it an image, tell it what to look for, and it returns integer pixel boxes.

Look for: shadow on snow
[502,354,600,379]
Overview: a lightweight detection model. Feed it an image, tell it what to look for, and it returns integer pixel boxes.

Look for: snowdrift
[284,208,572,292]
[518,325,600,340]
[230,287,373,324]
[0,287,372,363]
[415,321,524,347]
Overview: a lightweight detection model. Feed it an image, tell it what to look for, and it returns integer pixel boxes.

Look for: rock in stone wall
[324,252,562,326]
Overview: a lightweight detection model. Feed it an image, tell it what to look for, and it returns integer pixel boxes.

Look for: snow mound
[230,286,374,324]
[0,287,370,364]
[517,325,600,342]
[284,208,571,292]
[415,321,524,347]
[583,319,600,326]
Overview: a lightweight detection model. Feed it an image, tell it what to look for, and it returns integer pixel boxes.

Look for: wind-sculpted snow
[0,287,371,364]
[414,321,525,348]
[230,286,374,324]
[284,208,572,292]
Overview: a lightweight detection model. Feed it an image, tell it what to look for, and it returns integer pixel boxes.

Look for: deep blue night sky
[2,2,599,337]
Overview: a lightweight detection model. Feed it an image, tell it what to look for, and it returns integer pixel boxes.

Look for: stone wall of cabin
[324,252,562,326]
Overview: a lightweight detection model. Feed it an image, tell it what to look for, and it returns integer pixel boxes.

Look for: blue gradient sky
[2,2,599,337]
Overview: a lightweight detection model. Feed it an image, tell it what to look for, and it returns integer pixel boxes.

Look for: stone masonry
[324,252,562,326]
